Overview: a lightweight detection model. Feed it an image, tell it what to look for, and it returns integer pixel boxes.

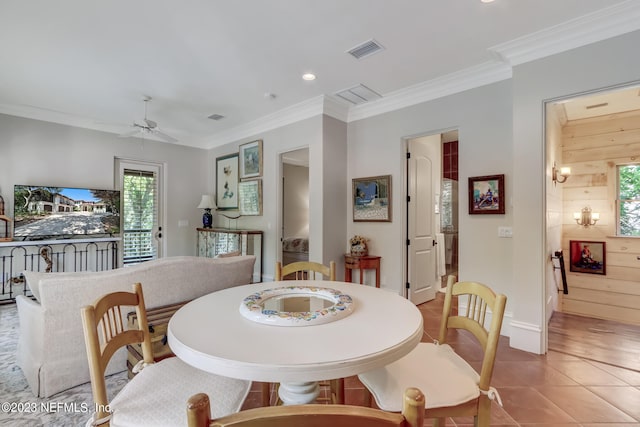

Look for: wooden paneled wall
[560,109,640,325]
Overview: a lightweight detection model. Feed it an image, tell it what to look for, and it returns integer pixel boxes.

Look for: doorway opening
[115,158,165,265]
[280,148,309,266]
[544,82,640,368]
[405,130,458,305]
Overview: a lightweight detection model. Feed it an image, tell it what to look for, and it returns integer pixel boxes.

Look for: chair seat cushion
[358,342,480,412]
[108,357,251,427]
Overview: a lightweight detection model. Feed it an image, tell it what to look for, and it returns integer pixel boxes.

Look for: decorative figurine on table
[350,235,368,256]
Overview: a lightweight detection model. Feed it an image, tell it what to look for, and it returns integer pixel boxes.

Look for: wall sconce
[574,206,599,227]
[197,195,216,228]
[552,162,570,186]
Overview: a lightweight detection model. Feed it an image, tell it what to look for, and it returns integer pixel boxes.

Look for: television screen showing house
[13,185,120,240]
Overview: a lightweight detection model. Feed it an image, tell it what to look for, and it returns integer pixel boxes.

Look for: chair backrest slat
[81,282,154,422]
[275,261,336,281]
[439,275,507,393]
[187,387,425,427]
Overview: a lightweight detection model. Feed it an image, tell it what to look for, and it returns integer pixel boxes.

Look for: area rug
[0,303,127,427]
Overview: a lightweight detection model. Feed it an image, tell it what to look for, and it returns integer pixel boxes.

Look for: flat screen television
[13,185,120,241]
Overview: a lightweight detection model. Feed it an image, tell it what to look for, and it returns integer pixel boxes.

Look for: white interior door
[407,135,439,305]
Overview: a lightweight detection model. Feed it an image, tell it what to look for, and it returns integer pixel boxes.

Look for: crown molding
[205,96,327,148]
[204,95,350,148]
[490,0,640,66]
[0,103,106,132]
[322,96,350,123]
[0,103,182,145]
[347,61,512,123]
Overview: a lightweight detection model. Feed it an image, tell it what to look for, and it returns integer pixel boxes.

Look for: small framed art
[216,153,239,210]
[238,179,262,216]
[352,175,392,222]
[569,240,606,275]
[468,174,505,215]
[239,139,263,179]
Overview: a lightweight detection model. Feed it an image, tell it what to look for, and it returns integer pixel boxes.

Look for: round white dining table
[167,280,423,405]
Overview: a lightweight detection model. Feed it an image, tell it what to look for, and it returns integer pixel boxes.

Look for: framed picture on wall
[216,153,239,210]
[238,179,262,216]
[569,240,606,275]
[352,175,392,222]
[468,174,505,214]
[239,139,263,179]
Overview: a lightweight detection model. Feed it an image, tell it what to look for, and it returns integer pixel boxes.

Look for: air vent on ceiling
[208,113,225,121]
[347,39,384,60]
[335,84,382,105]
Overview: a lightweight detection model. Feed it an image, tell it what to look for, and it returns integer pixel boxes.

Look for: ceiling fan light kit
[119,96,178,143]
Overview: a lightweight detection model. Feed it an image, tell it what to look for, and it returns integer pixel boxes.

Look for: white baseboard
[509,320,544,354]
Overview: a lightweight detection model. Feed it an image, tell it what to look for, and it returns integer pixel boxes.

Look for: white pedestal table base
[278,381,320,405]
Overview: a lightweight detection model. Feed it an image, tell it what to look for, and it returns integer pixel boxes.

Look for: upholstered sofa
[16,255,256,397]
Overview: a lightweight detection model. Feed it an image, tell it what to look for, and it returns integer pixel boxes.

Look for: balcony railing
[0,238,119,304]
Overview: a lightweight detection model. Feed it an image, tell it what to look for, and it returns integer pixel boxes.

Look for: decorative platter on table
[239,285,354,326]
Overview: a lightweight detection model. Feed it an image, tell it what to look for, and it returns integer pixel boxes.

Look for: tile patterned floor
[242,293,640,426]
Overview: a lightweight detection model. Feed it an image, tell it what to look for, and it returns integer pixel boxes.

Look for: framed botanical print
[468,174,505,214]
[352,175,392,222]
[238,179,262,216]
[216,153,239,210]
[239,139,263,179]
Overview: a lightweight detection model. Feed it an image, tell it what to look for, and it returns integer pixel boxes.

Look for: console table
[344,254,381,288]
[197,228,262,282]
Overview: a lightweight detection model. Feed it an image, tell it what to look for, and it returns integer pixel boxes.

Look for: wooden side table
[344,254,381,288]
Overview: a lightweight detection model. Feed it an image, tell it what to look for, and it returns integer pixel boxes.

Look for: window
[115,159,164,265]
[618,164,640,236]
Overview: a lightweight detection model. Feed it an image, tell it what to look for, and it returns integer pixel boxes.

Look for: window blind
[122,169,157,265]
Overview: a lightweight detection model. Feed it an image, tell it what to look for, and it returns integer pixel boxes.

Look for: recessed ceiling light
[302,73,316,81]
[481,0,495,3]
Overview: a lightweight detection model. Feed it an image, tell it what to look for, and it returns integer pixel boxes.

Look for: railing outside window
[0,238,118,304]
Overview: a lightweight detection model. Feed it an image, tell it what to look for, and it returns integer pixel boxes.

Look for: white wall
[347,81,514,306]
[511,30,640,353]
[545,104,565,325]
[209,115,347,281]
[321,116,348,275]
[0,114,209,257]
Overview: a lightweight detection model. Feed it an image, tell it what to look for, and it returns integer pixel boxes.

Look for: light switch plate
[498,226,513,238]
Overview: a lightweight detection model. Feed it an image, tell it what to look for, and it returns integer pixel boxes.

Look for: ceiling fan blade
[118,129,142,138]
[144,118,157,129]
[152,129,178,143]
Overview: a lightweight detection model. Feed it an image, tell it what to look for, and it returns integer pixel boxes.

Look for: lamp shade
[197,195,215,210]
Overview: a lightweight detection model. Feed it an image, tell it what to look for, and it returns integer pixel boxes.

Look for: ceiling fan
[119,96,178,143]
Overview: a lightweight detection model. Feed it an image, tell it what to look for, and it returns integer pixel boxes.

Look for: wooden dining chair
[269,260,341,406]
[187,387,425,427]
[81,282,252,426]
[275,260,336,281]
[359,275,507,427]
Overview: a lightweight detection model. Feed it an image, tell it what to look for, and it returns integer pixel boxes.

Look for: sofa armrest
[15,295,45,396]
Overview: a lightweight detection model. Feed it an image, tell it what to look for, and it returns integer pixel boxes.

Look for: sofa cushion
[23,270,95,303]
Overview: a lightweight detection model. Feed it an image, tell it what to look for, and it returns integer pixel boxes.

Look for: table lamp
[197,195,215,228]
